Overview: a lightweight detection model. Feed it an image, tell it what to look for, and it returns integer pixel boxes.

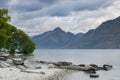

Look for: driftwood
[21,70,45,74]
[0,61,11,68]
[1,61,11,67]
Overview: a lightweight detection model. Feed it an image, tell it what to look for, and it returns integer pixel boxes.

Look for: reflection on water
[27,49,120,80]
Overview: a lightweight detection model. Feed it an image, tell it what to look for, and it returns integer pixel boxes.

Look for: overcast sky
[0,0,120,36]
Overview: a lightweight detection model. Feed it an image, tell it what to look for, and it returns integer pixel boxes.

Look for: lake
[28,49,120,80]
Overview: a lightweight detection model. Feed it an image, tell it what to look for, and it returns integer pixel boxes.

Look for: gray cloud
[0,0,114,16]
[10,0,57,12]
[0,0,120,36]
[7,0,113,21]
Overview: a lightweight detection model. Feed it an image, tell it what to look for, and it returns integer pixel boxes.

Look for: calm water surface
[28,49,120,80]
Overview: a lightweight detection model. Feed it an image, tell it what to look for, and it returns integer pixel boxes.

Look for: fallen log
[21,70,45,74]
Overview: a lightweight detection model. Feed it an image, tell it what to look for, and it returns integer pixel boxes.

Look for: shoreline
[0,52,113,80]
[0,67,67,80]
[0,58,68,80]
[0,59,113,80]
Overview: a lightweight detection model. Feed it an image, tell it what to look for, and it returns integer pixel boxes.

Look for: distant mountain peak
[31,26,84,49]
[54,27,62,31]
[53,27,65,33]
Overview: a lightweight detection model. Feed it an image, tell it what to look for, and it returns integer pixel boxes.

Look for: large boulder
[103,64,113,71]
[0,57,7,61]
[78,64,85,67]
[85,68,96,74]
[89,64,98,68]
[0,53,9,61]
[12,58,24,65]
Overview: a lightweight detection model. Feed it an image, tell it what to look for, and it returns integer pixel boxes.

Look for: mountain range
[32,16,120,49]
[31,27,84,49]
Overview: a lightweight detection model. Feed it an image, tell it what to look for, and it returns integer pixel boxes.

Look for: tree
[7,29,35,54]
[0,8,35,55]
[0,33,7,49]
[0,8,11,22]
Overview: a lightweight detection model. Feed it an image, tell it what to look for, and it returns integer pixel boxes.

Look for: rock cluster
[38,61,113,78]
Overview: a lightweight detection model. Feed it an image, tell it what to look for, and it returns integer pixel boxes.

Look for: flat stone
[90,74,99,78]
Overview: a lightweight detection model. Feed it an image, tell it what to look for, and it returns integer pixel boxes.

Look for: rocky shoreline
[36,61,113,78]
[0,52,68,80]
[0,60,67,80]
[0,52,113,80]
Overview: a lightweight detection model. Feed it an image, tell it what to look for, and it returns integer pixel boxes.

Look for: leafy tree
[0,8,11,22]
[0,33,7,48]
[0,8,35,55]
[7,29,35,54]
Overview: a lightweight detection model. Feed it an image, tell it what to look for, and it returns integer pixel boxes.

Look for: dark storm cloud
[3,0,113,21]
[0,0,113,17]
[13,0,113,15]
[9,0,56,12]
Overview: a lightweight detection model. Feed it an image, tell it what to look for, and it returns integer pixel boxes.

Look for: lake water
[28,49,120,80]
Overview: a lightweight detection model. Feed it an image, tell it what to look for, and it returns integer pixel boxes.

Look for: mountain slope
[66,16,120,49]
[32,27,84,49]
[76,32,84,38]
